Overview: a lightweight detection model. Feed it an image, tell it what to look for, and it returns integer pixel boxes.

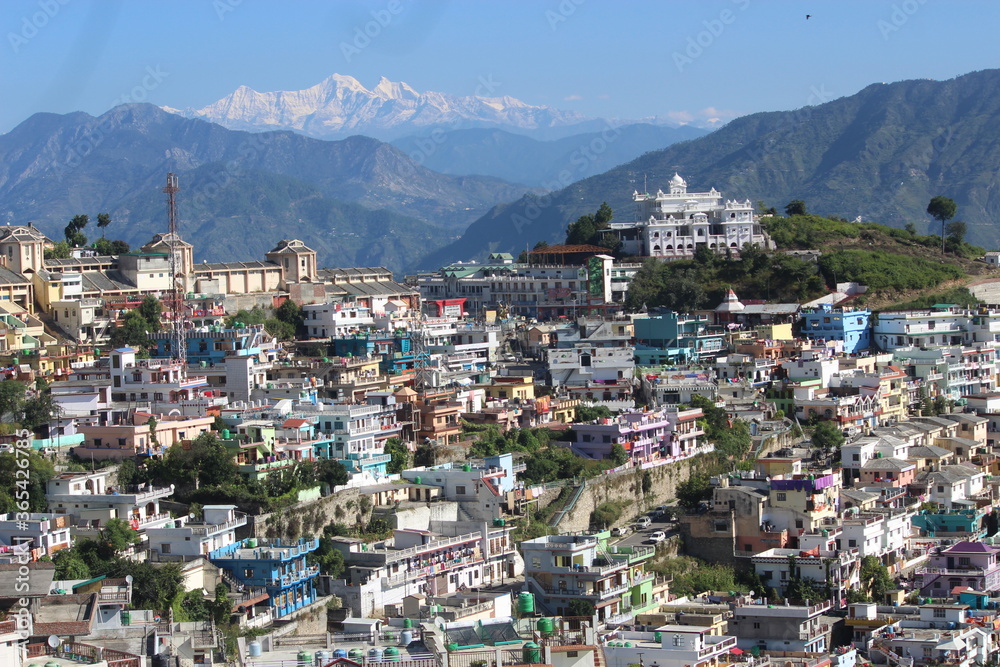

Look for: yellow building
[483,377,535,402]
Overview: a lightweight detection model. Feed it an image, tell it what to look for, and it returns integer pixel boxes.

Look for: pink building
[74,414,215,460]
[859,457,916,487]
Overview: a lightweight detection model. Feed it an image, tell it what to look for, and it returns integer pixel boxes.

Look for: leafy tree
[52,548,91,579]
[927,196,957,253]
[384,438,410,474]
[149,432,240,489]
[904,222,917,236]
[810,421,845,451]
[116,459,139,489]
[109,311,156,352]
[610,443,629,466]
[860,555,893,603]
[0,451,54,512]
[623,259,664,312]
[414,442,435,467]
[675,475,712,511]
[0,381,25,423]
[785,576,825,603]
[225,306,268,328]
[102,518,140,553]
[275,299,304,332]
[137,296,163,332]
[264,318,296,340]
[93,238,130,256]
[108,560,185,610]
[784,200,808,216]
[694,244,716,266]
[590,501,623,529]
[44,241,71,260]
[96,212,111,238]
[64,214,89,248]
[946,220,967,248]
[575,405,612,422]
[21,383,61,433]
[565,202,614,246]
[308,537,346,576]
[316,459,350,488]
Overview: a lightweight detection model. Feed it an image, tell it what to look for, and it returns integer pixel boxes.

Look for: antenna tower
[412,313,431,394]
[162,173,187,367]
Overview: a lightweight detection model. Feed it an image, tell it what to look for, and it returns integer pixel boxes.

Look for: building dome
[670,172,687,186]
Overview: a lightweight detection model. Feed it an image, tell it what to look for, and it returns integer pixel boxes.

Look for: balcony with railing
[267,564,320,588]
[187,512,247,536]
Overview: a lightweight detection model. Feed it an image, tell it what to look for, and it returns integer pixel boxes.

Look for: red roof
[281,418,311,429]
[528,244,611,254]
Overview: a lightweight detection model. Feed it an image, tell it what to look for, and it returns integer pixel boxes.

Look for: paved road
[613,513,678,550]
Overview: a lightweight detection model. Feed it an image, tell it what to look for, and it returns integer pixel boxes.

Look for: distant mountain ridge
[165,74,597,141]
[421,69,1000,269]
[389,124,708,187]
[0,103,540,274]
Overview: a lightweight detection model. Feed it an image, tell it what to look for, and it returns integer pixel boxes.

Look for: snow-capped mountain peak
[166,74,590,139]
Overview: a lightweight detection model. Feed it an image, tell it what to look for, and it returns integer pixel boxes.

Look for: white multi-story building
[416,252,632,319]
[608,173,772,259]
[302,302,375,338]
[331,523,517,618]
[145,505,247,561]
[46,469,175,536]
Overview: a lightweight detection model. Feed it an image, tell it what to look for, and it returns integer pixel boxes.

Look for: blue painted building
[633,312,726,361]
[330,332,429,375]
[150,324,278,364]
[210,537,320,619]
[800,304,871,353]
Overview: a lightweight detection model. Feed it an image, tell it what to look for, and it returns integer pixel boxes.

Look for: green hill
[422,69,1000,270]
[624,215,989,313]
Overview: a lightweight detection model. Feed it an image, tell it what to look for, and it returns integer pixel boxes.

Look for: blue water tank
[249,641,262,657]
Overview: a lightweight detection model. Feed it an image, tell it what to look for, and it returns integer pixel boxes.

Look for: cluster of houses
[4,177,1000,667]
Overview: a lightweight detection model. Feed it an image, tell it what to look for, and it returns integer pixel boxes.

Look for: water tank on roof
[248,641,262,657]
[400,630,413,646]
[518,592,535,614]
[523,643,541,664]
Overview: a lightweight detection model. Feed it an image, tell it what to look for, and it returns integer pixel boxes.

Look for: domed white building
[609,174,773,260]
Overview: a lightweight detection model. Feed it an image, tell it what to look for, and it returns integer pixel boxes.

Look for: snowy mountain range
[164,74,598,140]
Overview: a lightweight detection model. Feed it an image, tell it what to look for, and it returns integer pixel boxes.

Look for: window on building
[933,608,946,618]
[161,544,171,554]
[777,492,786,501]
[456,486,467,495]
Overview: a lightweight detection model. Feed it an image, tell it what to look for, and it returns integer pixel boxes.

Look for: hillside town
[2,174,1000,667]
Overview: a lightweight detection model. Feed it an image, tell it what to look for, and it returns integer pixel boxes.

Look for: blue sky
[1,0,997,134]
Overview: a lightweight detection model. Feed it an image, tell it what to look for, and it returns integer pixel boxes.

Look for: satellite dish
[125,575,134,584]
[47,635,61,648]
